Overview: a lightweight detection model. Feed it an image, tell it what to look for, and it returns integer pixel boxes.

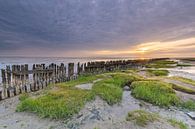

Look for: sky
[0,0,195,58]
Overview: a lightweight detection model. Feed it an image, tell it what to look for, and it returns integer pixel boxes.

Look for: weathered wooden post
[12,65,16,87]
[14,65,20,95]
[68,63,74,80]
[45,66,48,87]
[59,63,65,82]
[31,64,36,91]
[24,64,30,92]
[20,65,25,93]
[64,65,67,81]
[1,69,7,99]
[77,62,81,75]
[7,66,16,97]
[6,66,11,86]
[0,90,2,100]
[52,64,55,83]
[83,63,87,73]
[42,64,46,88]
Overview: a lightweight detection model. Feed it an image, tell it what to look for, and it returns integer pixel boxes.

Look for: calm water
[168,66,195,80]
[173,67,195,74]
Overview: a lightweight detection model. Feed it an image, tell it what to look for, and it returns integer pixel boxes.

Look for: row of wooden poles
[0,59,148,100]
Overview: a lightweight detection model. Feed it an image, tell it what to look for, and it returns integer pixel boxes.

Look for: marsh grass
[126,110,158,127]
[131,81,180,107]
[177,64,193,67]
[111,73,142,87]
[146,60,177,68]
[16,87,95,119]
[180,100,195,111]
[19,93,29,101]
[170,76,195,86]
[168,119,188,129]
[147,69,169,76]
[92,79,123,105]
[92,73,141,105]
[16,73,141,118]
[56,74,103,87]
[171,83,195,94]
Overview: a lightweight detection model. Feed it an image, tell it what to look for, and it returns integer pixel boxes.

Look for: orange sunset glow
[92,37,195,58]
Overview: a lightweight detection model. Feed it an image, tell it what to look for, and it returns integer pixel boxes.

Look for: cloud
[0,0,195,57]
[92,37,195,58]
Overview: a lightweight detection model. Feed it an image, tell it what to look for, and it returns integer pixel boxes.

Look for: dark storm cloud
[0,0,195,56]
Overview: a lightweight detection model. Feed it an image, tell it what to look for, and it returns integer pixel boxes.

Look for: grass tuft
[180,100,195,111]
[168,119,188,129]
[16,87,95,119]
[19,93,29,101]
[170,76,195,86]
[171,83,195,94]
[147,69,169,76]
[146,60,177,68]
[92,73,142,105]
[126,110,158,127]
[131,81,180,107]
[56,75,103,87]
[92,79,123,105]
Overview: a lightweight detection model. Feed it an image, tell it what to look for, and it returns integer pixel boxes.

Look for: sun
[138,47,149,54]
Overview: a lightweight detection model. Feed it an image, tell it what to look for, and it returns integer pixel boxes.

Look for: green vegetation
[146,60,177,68]
[19,93,29,101]
[16,69,194,121]
[126,110,158,127]
[131,81,180,107]
[122,69,146,79]
[182,58,195,61]
[147,69,169,76]
[92,73,141,105]
[17,72,143,118]
[180,100,195,111]
[127,110,188,129]
[16,87,95,119]
[177,64,193,67]
[168,119,188,129]
[110,73,142,87]
[93,78,123,105]
[171,83,195,94]
[131,80,195,110]
[56,74,103,87]
[170,76,195,86]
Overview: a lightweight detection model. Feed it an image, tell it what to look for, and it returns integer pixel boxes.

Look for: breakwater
[0,59,148,100]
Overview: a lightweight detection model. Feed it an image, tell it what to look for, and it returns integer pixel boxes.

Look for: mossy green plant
[147,69,169,76]
[168,119,188,129]
[180,100,195,111]
[131,81,180,107]
[92,73,142,105]
[126,110,158,127]
[92,79,123,105]
[146,60,177,68]
[19,93,29,101]
[171,83,195,94]
[170,76,195,86]
[16,87,95,119]
[56,74,103,88]
[16,72,141,118]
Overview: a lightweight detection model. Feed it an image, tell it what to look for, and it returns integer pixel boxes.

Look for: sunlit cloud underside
[94,37,195,58]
